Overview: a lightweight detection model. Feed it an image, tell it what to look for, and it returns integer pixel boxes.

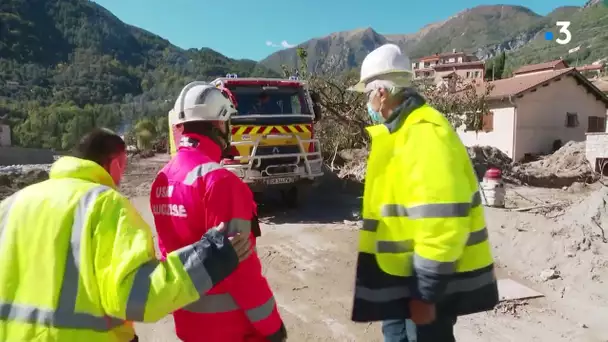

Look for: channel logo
[544,21,571,45]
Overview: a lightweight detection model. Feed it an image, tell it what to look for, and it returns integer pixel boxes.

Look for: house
[0,124,10,147]
[457,60,608,162]
[411,50,484,84]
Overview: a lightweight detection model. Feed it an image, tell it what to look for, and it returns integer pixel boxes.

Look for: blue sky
[93,0,586,61]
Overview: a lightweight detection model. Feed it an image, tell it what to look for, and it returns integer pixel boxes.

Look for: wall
[0,147,55,166]
[586,133,608,172]
[514,75,607,161]
[0,124,10,146]
[434,67,484,84]
[457,104,516,159]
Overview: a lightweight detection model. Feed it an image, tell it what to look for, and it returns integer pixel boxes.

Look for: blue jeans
[382,317,456,342]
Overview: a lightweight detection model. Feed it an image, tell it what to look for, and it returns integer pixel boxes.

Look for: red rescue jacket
[150,133,285,342]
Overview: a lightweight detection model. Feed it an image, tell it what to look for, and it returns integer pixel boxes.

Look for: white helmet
[170,82,237,125]
[348,44,413,92]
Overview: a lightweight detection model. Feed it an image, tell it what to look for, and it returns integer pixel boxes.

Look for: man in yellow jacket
[0,128,252,342]
[348,44,499,342]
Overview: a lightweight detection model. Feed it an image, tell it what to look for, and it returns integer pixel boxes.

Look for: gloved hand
[212,222,252,262]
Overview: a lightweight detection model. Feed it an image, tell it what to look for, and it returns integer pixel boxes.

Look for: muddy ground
[118,155,608,341]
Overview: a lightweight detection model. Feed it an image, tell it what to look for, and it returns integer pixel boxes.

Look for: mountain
[0,0,279,106]
[259,3,604,75]
[0,0,279,150]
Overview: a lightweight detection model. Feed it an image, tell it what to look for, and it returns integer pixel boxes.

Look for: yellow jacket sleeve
[89,189,239,322]
[400,122,472,302]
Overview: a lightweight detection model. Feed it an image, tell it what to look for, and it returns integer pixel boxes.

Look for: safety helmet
[170,82,237,125]
[348,44,413,92]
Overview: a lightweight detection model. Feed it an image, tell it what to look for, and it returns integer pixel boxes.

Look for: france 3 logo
[544,22,572,45]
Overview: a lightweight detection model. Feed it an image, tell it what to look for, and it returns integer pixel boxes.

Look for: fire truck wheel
[281,186,309,209]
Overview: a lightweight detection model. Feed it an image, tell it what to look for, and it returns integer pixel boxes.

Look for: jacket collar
[49,156,117,188]
[179,133,222,162]
[384,89,426,133]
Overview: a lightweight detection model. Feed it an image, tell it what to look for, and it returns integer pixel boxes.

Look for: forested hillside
[0,0,278,150]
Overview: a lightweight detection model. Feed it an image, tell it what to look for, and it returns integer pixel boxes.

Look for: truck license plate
[266,177,294,185]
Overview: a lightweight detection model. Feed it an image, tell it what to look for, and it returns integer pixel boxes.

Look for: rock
[540,269,560,281]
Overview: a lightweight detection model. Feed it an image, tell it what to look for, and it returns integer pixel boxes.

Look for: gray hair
[364,72,412,99]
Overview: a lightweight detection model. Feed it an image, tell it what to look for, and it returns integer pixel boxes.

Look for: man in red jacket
[151,82,287,342]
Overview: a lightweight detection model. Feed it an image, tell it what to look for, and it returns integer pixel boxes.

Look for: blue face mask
[367,103,384,124]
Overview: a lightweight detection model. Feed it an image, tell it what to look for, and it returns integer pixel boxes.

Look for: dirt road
[125,155,608,341]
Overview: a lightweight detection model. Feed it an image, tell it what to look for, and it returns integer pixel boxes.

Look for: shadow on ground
[258,169,363,225]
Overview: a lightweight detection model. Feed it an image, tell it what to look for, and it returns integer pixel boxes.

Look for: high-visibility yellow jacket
[351,95,499,322]
[0,156,240,341]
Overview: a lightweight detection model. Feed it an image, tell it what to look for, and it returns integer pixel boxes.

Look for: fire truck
[168,74,324,207]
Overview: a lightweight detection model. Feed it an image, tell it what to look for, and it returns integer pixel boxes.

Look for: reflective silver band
[354,268,496,302]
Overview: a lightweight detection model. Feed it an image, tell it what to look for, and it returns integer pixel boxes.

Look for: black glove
[266,323,287,342]
[252,214,262,238]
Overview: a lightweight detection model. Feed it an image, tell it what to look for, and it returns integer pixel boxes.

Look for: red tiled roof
[483,68,608,105]
[577,64,604,72]
[513,60,568,75]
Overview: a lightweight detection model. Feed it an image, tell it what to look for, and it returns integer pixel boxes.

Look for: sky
[93,0,587,61]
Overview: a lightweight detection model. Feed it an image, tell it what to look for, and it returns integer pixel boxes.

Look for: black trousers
[130,336,139,342]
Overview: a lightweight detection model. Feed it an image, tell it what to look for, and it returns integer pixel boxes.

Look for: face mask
[367,103,384,124]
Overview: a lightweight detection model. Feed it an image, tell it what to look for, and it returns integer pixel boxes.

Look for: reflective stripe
[361,219,378,232]
[377,240,413,253]
[246,296,276,323]
[414,254,456,275]
[183,162,223,185]
[125,260,158,321]
[177,244,213,294]
[354,268,496,302]
[363,192,482,232]
[382,202,471,218]
[0,185,126,331]
[467,227,488,246]
[375,227,489,254]
[380,191,481,219]
[184,293,276,322]
[184,293,238,313]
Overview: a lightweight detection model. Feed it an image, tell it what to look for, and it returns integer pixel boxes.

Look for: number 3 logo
[556,21,572,45]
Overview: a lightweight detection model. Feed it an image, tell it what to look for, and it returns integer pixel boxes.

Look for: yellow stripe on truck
[236,126,247,135]
[299,124,311,133]
[250,126,261,134]
[275,126,288,134]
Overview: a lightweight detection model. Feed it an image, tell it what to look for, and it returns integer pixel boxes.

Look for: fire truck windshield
[227,85,312,116]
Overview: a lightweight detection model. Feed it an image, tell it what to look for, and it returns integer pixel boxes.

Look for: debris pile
[0,169,49,200]
[466,145,513,181]
[512,141,596,188]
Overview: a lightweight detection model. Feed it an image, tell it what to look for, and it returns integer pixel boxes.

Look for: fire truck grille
[255,145,300,168]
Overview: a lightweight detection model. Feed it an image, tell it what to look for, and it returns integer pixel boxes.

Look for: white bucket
[480,179,505,207]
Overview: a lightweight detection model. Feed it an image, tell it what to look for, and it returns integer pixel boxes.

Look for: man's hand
[229,233,252,262]
[409,299,436,325]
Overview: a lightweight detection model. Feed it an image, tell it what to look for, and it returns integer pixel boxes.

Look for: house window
[465,72,471,78]
[588,116,607,133]
[566,112,579,127]
[424,62,430,68]
[482,111,494,132]
[474,71,480,78]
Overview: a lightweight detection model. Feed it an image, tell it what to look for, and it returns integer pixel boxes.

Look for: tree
[484,52,506,80]
[278,49,495,164]
[133,118,157,151]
